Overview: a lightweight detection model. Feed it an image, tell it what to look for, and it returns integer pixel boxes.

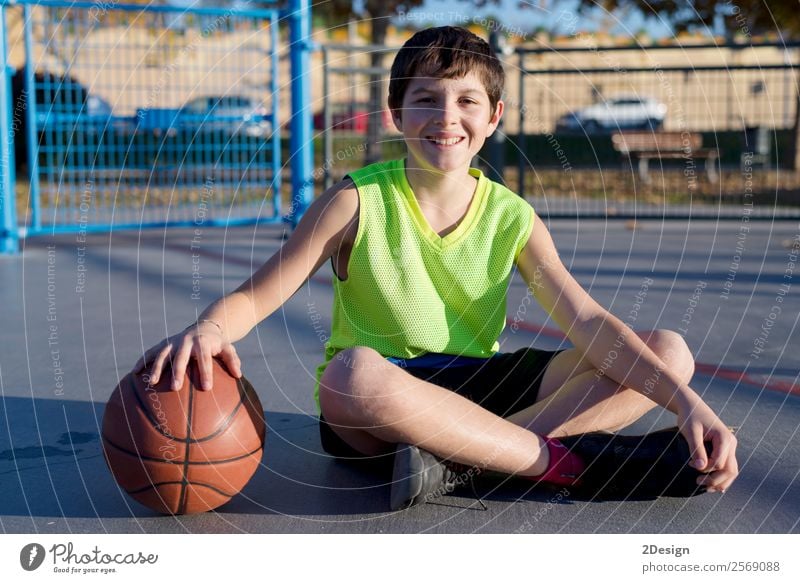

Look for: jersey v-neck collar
[395,158,489,250]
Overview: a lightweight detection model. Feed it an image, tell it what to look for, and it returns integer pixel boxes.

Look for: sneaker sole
[390,443,424,511]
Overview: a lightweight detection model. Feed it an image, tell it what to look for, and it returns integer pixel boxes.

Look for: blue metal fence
[1,0,313,254]
[0,5,15,253]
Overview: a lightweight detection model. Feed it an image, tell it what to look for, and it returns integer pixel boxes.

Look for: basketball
[101,359,266,514]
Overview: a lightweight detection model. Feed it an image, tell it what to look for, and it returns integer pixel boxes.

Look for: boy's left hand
[676,395,739,493]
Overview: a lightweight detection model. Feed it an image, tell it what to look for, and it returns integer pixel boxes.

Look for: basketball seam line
[126,481,237,498]
[101,434,263,465]
[179,379,196,514]
[130,374,180,441]
[237,377,267,442]
[129,372,250,444]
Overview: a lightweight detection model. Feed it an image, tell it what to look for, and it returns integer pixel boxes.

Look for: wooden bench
[611,131,719,185]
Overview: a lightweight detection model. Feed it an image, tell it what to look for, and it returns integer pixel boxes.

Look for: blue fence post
[22,4,39,233]
[286,0,313,228]
[0,1,19,255]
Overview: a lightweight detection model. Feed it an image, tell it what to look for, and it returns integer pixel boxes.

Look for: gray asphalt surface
[1,216,798,533]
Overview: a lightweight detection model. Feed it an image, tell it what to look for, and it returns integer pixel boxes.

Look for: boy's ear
[391,108,402,131]
[486,100,504,137]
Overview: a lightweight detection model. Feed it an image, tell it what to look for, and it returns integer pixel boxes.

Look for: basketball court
[2,216,798,534]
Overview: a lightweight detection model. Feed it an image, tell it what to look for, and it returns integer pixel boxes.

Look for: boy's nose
[433,102,459,125]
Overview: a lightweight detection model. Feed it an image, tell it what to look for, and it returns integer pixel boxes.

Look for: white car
[556,95,667,133]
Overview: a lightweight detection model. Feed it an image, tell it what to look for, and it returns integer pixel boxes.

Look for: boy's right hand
[133,322,242,391]
[675,393,739,493]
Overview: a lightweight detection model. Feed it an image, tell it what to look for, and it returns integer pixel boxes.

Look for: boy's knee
[327,347,386,384]
[319,346,397,416]
[643,329,695,382]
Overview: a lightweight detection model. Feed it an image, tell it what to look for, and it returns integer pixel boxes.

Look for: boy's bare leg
[506,329,695,437]
[319,347,550,477]
[319,329,693,478]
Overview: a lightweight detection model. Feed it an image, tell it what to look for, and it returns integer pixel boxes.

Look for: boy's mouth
[427,136,465,147]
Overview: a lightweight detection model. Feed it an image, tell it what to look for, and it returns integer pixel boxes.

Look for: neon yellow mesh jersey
[314,158,535,407]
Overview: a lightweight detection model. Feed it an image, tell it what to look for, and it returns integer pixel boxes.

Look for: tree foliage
[574,0,800,37]
[313,0,426,42]
[311,0,359,28]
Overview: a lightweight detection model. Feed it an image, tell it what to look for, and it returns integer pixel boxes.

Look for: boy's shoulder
[318,176,358,207]
[480,171,532,214]
[305,177,359,239]
[347,159,403,185]
[485,177,524,200]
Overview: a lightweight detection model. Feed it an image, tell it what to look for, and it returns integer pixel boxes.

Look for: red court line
[153,240,800,398]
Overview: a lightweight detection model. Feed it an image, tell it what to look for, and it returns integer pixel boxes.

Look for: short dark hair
[388,26,504,115]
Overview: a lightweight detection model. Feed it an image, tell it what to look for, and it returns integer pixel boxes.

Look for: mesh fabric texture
[314,158,535,408]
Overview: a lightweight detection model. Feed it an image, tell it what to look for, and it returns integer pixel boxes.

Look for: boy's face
[392,72,503,177]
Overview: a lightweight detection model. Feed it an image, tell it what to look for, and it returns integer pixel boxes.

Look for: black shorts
[319,346,565,460]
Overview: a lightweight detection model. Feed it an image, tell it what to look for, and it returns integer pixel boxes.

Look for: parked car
[556,95,667,133]
[133,107,183,137]
[11,70,123,171]
[177,95,271,137]
[135,95,271,138]
[313,102,393,134]
[24,72,118,133]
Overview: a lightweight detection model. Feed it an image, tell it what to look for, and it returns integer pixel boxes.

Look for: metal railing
[317,42,403,191]
[313,38,800,219]
[512,41,800,218]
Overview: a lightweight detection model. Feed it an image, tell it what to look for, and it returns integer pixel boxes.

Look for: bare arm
[516,217,687,412]
[199,180,358,342]
[135,179,359,390]
[516,213,738,492]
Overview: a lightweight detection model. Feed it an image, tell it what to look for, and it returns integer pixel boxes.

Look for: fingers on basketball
[219,344,242,378]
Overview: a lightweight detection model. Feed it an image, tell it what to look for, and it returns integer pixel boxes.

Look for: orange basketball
[102,359,265,514]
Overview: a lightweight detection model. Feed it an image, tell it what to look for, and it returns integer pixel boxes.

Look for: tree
[312,0,360,29]
[574,1,800,36]
[574,0,800,169]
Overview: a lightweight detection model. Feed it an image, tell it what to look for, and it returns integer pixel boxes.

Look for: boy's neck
[403,159,478,206]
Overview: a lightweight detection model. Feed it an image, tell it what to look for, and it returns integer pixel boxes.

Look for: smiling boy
[137,26,738,511]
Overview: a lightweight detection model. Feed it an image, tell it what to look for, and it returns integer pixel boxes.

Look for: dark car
[32,75,115,133]
[11,70,120,171]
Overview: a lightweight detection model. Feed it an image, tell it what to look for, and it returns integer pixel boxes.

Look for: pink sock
[529,437,586,487]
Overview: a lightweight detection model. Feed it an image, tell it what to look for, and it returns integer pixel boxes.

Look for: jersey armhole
[514,204,536,263]
[344,174,366,251]
[330,175,364,283]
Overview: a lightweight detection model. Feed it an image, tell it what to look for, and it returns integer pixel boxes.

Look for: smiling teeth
[431,137,462,145]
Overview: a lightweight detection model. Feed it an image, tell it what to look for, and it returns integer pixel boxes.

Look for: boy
[136,26,738,511]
